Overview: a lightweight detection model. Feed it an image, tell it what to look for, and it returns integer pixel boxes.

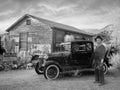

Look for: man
[93,36,106,86]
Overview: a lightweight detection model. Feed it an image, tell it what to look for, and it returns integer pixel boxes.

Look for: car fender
[44,61,62,72]
[104,59,110,67]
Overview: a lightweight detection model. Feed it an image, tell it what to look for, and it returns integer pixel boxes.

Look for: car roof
[60,42,71,45]
[60,40,93,45]
[71,40,93,43]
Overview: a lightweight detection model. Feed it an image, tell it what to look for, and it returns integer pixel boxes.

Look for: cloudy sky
[0,0,120,33]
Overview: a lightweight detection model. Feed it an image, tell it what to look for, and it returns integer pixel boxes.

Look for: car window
[73,43,86,52]
[86,43,92,52]
[59,42,71,52]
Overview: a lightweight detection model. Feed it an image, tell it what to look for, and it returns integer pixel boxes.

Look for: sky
[0,0,120,33]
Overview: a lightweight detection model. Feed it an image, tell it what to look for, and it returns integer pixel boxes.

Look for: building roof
[6,14,94,36]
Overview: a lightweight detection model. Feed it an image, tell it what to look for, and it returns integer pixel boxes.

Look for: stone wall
[8,17,53,58]
[9,17,52,44]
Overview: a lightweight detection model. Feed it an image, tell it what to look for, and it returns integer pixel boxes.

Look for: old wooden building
[5,14,93,54]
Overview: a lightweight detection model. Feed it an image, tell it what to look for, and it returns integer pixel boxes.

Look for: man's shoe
[99,83,105,86]
[93,81,99,83]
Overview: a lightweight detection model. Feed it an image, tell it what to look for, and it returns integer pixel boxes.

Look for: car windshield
[60,42,71,52]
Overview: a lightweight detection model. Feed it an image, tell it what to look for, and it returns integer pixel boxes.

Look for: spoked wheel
[44,64,60,80]
[103,63,108,74]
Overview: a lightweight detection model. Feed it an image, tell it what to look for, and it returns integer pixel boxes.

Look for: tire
[35,62,44,74]
[44,64,60,80]
[103,63,108,74]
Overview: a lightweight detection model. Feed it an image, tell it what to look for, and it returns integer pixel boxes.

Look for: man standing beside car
[93,36,106,86]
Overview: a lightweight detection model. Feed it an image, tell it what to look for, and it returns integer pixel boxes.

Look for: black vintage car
[35,41,111,80]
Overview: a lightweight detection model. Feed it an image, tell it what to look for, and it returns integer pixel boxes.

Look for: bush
[110,53,120,69]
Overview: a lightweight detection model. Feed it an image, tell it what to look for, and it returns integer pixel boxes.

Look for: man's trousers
[94,64,104,83]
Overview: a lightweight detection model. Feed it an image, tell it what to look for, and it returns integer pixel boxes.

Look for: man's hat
[95,35,103,41]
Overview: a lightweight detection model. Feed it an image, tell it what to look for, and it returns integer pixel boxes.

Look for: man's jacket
[94,44,106,65]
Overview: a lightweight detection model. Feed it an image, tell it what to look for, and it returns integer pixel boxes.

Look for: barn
[5,14,93,54]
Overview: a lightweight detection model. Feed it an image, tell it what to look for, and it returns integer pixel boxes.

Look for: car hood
[48,51,70,57]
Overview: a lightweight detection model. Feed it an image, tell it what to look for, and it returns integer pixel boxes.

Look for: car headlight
[43,54,48,59]
[42,58,47,66]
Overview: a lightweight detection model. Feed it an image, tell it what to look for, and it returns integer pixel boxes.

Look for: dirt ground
[0,67,120,90]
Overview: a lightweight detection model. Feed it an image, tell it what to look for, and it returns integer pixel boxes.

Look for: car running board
[61,68,94,74]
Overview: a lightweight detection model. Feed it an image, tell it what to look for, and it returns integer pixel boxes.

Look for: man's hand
[92,59,95,66]
[101,59,104,63]
[100,59,104,67]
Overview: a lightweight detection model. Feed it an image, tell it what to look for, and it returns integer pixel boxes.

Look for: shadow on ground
[56,71,94,81]
[54,68,120,81]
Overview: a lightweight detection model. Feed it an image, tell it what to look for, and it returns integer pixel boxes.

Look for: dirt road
[0,68,120,90]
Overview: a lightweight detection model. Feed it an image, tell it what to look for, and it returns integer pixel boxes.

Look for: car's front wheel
[44,64,60,80]
[103,63,108,74]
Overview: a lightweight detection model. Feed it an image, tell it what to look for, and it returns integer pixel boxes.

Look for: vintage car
[35,40,111,80]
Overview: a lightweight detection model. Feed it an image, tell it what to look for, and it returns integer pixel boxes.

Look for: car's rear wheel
[35,62,44,74]
[44,64,60,80]
[103,63,108,74]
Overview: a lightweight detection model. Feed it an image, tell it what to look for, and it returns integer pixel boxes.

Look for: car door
[71,42,93,67]
[84,42,93,66]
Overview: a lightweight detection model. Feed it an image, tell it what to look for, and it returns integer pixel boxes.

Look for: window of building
[54,30,65,52]
[19,32,28,50]
[26,19,31,25]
